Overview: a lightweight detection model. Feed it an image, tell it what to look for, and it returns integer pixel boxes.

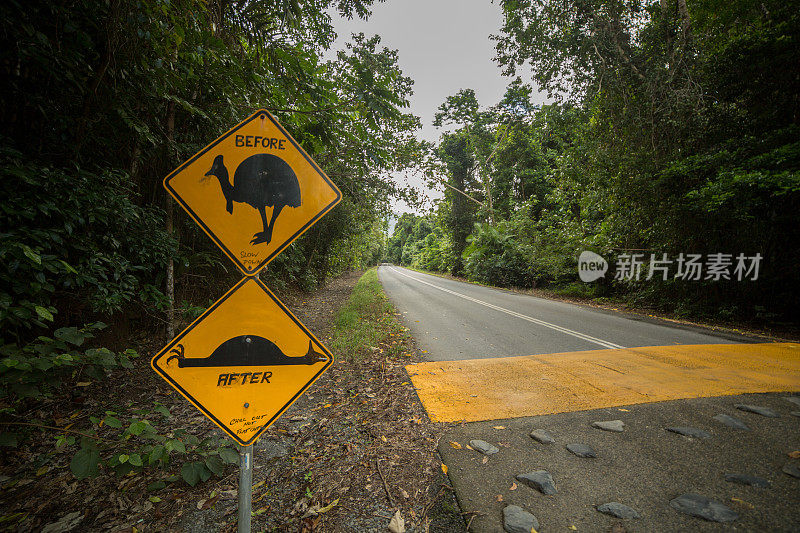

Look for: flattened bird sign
[151,277,333,446]
[164,109,342,275]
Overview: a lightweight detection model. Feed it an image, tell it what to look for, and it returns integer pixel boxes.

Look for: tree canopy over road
[389,0,799,327]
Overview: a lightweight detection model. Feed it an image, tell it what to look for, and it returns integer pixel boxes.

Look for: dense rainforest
[388,0,800,329]
[0,0,420,480]
[0,0,798,498]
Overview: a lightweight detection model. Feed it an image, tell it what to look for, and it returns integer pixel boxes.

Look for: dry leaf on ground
[387,510,405,533]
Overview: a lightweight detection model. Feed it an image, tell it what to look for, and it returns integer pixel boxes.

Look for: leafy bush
[0,323,132,403]
[463,222,532,288]
[0,145,174,344]
[0,321,237,485]
[67,409,238,485]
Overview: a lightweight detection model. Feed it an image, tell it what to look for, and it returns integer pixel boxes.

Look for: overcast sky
[327,0,545,215]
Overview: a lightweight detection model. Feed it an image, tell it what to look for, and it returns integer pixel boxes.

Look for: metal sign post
[151,109,340,532]
[238,444,253,533]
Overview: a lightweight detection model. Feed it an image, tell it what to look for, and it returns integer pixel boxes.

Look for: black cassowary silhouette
[166,337,326,368]
[204,154,301,245]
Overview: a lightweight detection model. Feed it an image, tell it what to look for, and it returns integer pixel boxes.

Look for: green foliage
[0,323,134,404]
[396,0,799,324]
[62,406,238,484]
[463,223,531,288]
[0,322,239,485]
[0,147,174,344]
[0,0,421,491]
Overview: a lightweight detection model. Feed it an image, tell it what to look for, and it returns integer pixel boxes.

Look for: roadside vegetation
[387,0,799,330]
[328,268,412,361]
[0,0,416,512]
[226,270,459,532]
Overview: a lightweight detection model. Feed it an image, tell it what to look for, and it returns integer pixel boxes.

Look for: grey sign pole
[238,444,253,532]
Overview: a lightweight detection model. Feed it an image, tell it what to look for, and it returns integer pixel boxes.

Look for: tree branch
[432,175,484,206]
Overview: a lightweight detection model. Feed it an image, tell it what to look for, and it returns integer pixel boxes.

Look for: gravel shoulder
[439,392,800,532]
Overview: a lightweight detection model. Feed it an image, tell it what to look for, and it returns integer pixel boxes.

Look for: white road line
[386,266,625,350]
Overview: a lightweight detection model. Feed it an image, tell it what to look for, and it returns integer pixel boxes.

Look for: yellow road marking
[406,343,800,422]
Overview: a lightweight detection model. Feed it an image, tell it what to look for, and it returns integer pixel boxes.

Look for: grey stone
[592,420,625,432]
[782,463,800,479]
[735,404,779,418]
[666,426,711,439]
[566,443,597,458]
[529,429,555,444]
[713,413,750,430]
[503,505,540,533]
[596,502,641,519]
[784,396,800,407]
[469,439,499,455]
[516,470,557,495]
[669,493,739,522]
[724,473,770,488]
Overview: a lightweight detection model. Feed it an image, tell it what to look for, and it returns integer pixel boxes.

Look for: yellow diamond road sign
[151,277,333,446]
[164,109,341,275]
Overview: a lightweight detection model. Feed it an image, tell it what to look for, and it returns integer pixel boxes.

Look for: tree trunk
[484,175,495,226]
[677,0,691,35]
[165,101,176,341]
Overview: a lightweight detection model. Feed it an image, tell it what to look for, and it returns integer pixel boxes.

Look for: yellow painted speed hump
[164,109,341,275]
[151,277,333,446]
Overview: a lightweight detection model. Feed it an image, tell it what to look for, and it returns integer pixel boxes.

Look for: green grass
[328,268,410,360]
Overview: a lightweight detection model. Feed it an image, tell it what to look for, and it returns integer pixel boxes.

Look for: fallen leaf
[401,489,410,499]
[481,456,489,464]
[318,499,339,513]
[76,382,92,387]
[618,408,630,412]
[196,499,206,510]
[496,494,503,502]
[40,511,83,532]
[441,464,448,475]
[449,441,462,449]
[730,497,754,509]
[788,451,800,459]
[509,482,517,490]
[569,526,577,531]
[492,426,506,430]
[36,466,49,476]
[380,435,388,443]
[388,510,405,533]
[465,444,473,450]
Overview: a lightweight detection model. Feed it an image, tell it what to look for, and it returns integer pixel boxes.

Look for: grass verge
[327,268,411,360]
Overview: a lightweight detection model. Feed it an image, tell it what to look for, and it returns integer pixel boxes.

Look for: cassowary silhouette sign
[151,277,333,446]
[164,109,341,275]
[152,110,338,447]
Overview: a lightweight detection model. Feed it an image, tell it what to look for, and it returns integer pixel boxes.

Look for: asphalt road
[379,265,800,532]
[378,265,744,361]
